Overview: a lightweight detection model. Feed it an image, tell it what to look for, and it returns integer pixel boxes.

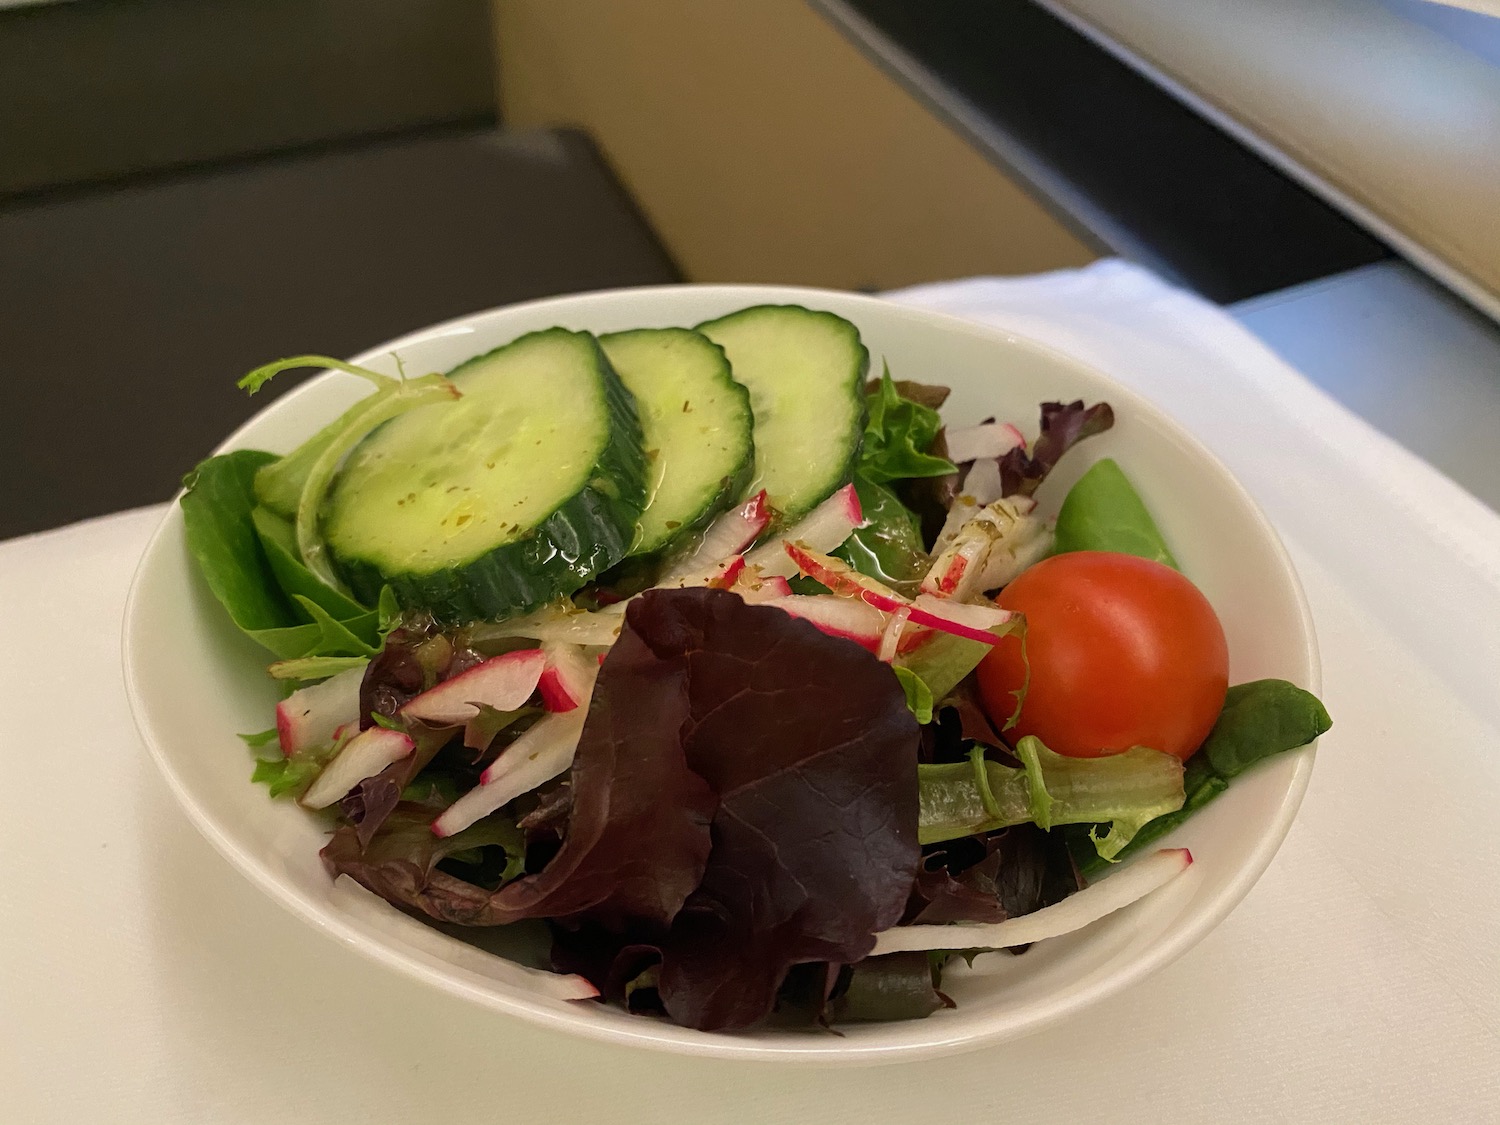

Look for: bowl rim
[123,281,1319,1064]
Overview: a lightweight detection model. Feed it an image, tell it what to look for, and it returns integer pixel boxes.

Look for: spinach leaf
[834,472,931,590]
[247,597,379,660]
[183,452,383,659]
[252,505,370,623]
[1070,679,1331,878]
[826,952,951,1023]
[1202,679,1333,779]
[181,451,300,634]
[1053,458,1177,567]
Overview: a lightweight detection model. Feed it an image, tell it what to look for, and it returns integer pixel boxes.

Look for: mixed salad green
[182,305,1330,1030]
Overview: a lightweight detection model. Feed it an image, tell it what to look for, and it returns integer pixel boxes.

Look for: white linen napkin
[3,262,1496,1123]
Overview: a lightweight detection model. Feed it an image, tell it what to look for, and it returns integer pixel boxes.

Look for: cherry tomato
[976,551,1228,760]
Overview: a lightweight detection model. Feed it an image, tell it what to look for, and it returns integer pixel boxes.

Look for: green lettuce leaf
[237,727,281,751]
[858,366,957,485]
[826,952,952,1023]
[918,736,1185,848]
[251,755,325,799]
[895,615,1023,703]
[266,655,371,681]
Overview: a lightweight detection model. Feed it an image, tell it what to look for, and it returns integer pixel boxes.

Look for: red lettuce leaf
[998,400,1114,498]
[906,825,1080,928]
[323,587,920,1031]
[325,593,719,928]
[321,803,524,907]
[642,588,922,1031]
[359,621,485,727]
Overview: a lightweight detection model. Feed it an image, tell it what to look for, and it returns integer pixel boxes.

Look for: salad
[180,305,1331,1031]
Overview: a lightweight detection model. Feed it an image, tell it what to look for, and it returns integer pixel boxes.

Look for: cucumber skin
[694,304,868,526]
[599,327,756,559]
[332,330,648,623]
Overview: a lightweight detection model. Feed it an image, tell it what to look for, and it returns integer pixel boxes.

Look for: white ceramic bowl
[124,284,1319,1065]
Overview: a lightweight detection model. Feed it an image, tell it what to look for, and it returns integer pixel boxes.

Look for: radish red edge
[661,490,770,581]
[784,543,1014,647]
[945,421,1026,464]
[436,709,588,836]
[537,641,594,713]
[761,594,884,652]
[399,648,546,724]
[275,666,365,757]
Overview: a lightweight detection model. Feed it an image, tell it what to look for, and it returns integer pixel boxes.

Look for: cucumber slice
[696,305,868,524]
[323,328,645,622]
[598,328,754,556]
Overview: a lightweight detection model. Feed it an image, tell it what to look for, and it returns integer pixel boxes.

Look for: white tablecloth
[4,262,1497,1123]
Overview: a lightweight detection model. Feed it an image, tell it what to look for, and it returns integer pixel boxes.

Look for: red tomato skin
[977,551,1228,760]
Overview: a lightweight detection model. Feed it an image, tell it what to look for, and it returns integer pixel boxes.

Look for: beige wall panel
[494,0,1096,289]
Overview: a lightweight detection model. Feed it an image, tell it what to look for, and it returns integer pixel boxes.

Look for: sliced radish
[963,457,1006,506]
[945,421,1025,465]
[923,495,1047,600]
[399,649,545,726]
[908,593,1016,646]
[759,573,794,598]
[537,641,596,713]
[923,548,973,598]
[659,552,745,591]
[897,626,936,655]
[328,875,600,1000]
[871,848,1192,954]
[713,554,747,589]
[658,490,770,583]
[781,543,911,614]
[276,666,366,757]
[933,499,978,556]
[784,543,1015,648]
[761,594,885,651]
[434,709,589,837]
[301,727,415,810]
[732,569,793,604]
[933,460,1014,551]
[973,525,1053,593]
[877,607,912,663]
[744,484,865,578]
